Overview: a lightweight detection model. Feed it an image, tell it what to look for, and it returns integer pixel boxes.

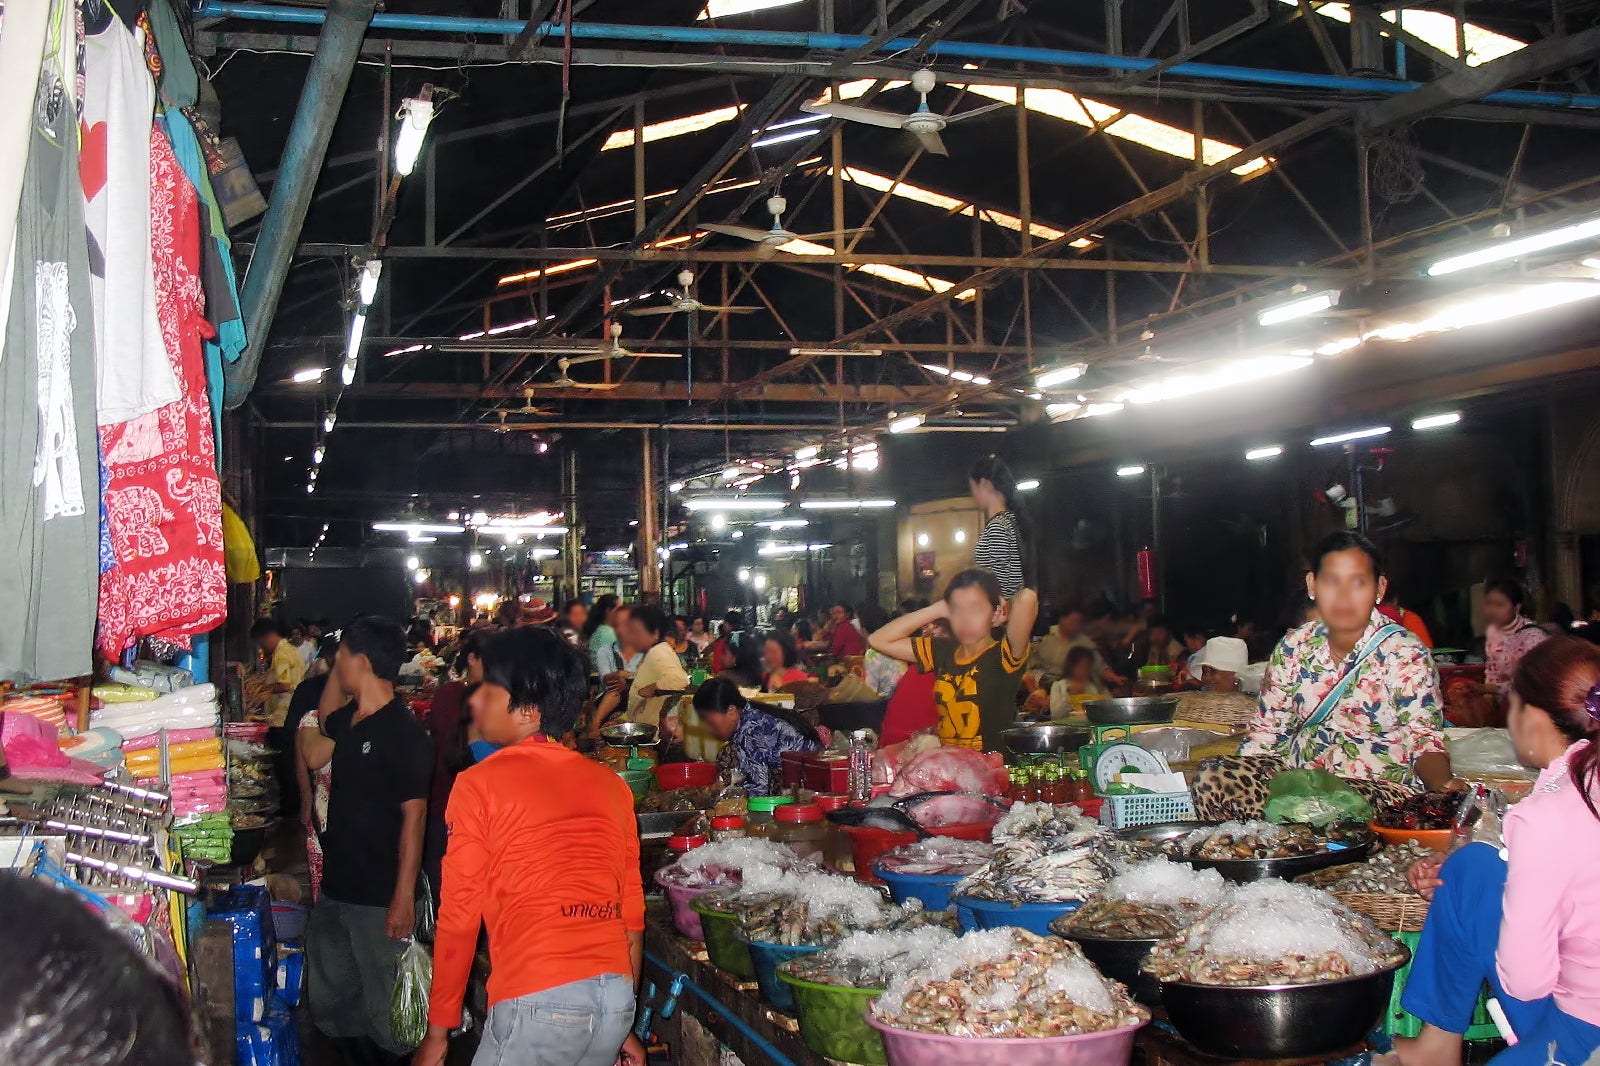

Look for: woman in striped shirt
[969,454,1031,599]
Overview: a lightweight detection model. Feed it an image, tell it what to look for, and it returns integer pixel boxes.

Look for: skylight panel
[1275,2,1523,65]
[697,0,805,19]
[834,165,1089,246]
[601,106,744,151]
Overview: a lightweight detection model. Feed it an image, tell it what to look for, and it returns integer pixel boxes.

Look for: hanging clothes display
[81,2,178,425]
[96,118,226,659]
[0,1,101,682]
[0,0,55,365]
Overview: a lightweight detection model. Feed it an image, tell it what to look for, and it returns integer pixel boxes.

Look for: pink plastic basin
[865,1014,1144,1066]
[654,871,712,940]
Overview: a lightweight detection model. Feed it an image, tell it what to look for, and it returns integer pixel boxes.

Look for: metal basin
[1082,696,1179,726]
[600,721,659,747]
[1158,948,1409,1059]
[1001,723,1092,755]
[1050,919,1165,1006]
[1116,822,1374,882]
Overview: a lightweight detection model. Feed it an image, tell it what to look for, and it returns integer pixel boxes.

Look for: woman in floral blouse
[1485,578,1549,688]
[1241,531,1456,792]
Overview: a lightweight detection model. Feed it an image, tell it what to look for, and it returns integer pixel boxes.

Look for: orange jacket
[428,735,644,1027]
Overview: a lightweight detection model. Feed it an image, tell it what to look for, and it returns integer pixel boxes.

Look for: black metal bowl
[1049,918,1165,1006]
[600,722,659,747]
[1115,821,1374,882]
[1158,947,1409,1059]
[1082,696,1179,726]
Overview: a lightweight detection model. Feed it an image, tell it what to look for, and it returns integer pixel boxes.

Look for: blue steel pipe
[198,1,1600,111]
[641,951,801,1066]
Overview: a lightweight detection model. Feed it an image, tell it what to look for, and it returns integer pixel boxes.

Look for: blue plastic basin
[954,894,1083,936]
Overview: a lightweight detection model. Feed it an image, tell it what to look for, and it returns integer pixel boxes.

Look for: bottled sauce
[1072,769,1094,803]
[710,815,746,842]
[744,796,794,839]
[1035,760,1065,804]
[1008,764,1036,804]
[770,804,829,866]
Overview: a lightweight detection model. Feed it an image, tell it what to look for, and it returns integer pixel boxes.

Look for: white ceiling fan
[799,68,1004,156]
[701,196,872,258]
[625,269,763,316]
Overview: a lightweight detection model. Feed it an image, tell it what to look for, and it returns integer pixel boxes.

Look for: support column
[562,447,581,603]
[226,0,378,407]
[639,429,661,595]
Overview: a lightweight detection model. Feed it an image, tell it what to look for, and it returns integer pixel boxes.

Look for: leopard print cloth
[1191,754,1412,822]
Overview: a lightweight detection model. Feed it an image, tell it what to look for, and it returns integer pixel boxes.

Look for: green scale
[1078,724,1169,795]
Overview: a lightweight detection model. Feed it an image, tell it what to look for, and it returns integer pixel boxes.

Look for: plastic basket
[1098,792,1196,829]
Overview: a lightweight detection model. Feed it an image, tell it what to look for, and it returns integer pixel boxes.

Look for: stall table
[643,906,831,1066]
[1134,1023,1370,1066]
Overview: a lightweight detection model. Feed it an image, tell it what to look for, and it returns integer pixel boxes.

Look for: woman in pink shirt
[1392,637,1600,1066]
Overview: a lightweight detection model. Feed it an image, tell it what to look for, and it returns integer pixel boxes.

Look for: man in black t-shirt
[302,616,433,1063]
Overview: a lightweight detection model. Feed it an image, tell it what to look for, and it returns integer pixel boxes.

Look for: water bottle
[847,729,873,804]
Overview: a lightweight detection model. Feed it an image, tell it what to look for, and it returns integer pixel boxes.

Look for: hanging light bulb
[393,94,437,177]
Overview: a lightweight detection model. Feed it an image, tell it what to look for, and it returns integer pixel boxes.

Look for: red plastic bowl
[653,761,719,790]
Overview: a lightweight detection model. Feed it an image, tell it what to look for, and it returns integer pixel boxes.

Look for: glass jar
[1035,761,1065,804]
[665,834,708,864]
[744,796,794,839]
[1072,770,1094,803]
[710,815,746,842]
[770,804,829,866]
[812,795,853,872]
[1008,765,1036,804]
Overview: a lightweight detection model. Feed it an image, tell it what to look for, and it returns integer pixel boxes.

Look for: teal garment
[160,108,245,460]
[590,623,619,676]
[145,0,198,107]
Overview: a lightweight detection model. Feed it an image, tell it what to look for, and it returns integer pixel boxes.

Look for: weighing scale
[1079,725,1171,794]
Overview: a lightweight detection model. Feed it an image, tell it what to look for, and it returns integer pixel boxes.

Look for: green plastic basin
[777,971,886,1065]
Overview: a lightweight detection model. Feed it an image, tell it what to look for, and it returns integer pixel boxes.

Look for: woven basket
[1172,691,1257,729]
[1297,866,1431,932]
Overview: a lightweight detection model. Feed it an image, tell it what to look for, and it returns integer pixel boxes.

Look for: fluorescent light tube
[682,497,786,512]
[292,367,325,383]
[1035,363,1086,389]
[1015,479,1040,491]
[393,97,436,177]
[358,259,383,306]
[1245,446,1283,461]
[1310,426,1390,446]
[1116,465,1146,477]
[888,414,924,434]
[1411,412,1462,431]
[799,499,896,510]
[793,445,820,461]
[1258,289,1338,326]
[1426,216,1600,276]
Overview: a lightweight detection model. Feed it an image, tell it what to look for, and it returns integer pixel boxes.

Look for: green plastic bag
[1263,769,1372,828]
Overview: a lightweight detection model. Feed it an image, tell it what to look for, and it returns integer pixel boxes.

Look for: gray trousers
[307,896,409,1055]
[473,973,637,1066]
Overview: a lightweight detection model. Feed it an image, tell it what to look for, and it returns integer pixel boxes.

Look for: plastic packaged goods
[744,795,795,839]
[710,815,746,841]
[391,939,433,1049]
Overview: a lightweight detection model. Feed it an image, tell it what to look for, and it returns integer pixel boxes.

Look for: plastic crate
[1098,792,1196,829]
[1383,930,1499,1041]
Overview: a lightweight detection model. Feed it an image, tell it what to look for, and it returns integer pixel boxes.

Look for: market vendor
[869,568,1037,751]
[1241,531,1455,792]
[689,676,822,796]
[1485,578,1549,689]
[1387,638,1600,1066]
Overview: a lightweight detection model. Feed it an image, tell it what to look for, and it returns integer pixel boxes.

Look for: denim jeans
[307,896,410,1056]
[473,973,636,1066]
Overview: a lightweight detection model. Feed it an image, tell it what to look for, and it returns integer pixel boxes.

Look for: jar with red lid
[709,815,746,842]
[666,834,708,863]
[770,803,829,866]
[812,796,853,872]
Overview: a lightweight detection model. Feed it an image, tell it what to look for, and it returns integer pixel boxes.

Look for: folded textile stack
[174,811,233,863]
[125,738,225,781]
[91,684,220,737]
[2,694,71,735]
[168,769,228,817]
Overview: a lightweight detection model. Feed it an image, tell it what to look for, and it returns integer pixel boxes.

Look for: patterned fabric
[1191,753,1414,822]
[728,705,820,797]
[96,123,225,658]
[298,712,331,899]
[1486,615,1550,687]
[912,635,1028,751]
[1243,611,1445,789]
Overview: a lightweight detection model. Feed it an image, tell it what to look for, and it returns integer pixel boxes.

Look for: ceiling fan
[624,269,762,316]
[700,196,873,258]
[526,324,679,389]
[799,68,1004,156]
